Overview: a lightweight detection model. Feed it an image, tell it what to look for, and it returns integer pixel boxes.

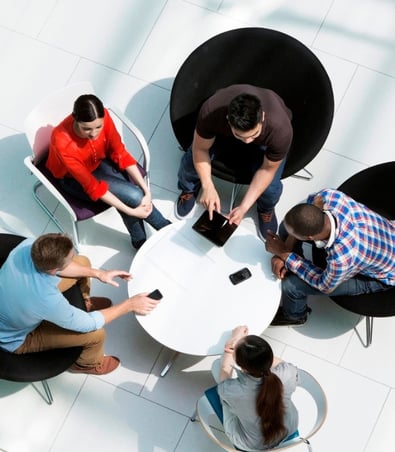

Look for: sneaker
[84,296,112,312]
[69,356,120,375]
[175,190,198,219]
[132,239,146,250]
[257,209,278,240]
[270,306,312,327]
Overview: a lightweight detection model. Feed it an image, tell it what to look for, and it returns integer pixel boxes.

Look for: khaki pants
[15,255,106,368]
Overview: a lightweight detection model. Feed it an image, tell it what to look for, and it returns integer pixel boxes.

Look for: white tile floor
[0,0,394,451]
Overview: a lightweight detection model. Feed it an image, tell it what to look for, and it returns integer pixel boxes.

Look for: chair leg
[300,437,312,452]
[190,408,197,422]
[291,167,313,180]
[41,380,54,405]
[32,380,54,405]
[229,184,242,212]
[354,316,373,348]
[33,181,66,235]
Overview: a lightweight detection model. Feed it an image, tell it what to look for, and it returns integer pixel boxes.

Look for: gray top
[217,361,299,451]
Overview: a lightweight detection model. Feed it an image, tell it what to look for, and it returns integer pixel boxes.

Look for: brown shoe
[84,296,112,312]
[69,356,121,375]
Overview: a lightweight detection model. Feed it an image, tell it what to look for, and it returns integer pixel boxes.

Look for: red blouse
[46,109,136,200]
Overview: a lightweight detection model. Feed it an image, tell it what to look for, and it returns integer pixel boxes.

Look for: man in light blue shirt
[0,233,160,375]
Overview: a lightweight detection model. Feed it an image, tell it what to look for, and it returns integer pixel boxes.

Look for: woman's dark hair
[227,93,262,131]
[31,233,74,272]
[235,335,286,445]
[284,203,325,237]
[72,94,105,122]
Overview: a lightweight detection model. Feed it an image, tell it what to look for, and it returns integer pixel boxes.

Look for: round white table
[129,219,280,373]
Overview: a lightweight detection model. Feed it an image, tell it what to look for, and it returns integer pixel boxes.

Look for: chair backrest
[24,81,94,163]
[196,368,327,452]
[170,27,334,179]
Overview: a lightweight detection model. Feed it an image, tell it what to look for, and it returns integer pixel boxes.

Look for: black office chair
[170,27,334,208]
[312,162,395,347]
[0,233,83,404]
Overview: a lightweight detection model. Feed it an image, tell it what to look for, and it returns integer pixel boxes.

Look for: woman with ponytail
[212,325,299,451]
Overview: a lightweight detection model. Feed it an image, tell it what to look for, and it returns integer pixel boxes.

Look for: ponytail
[235,335,286,445]
[256,371,286,444]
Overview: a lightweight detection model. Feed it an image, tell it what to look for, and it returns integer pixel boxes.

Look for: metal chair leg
[354,316,373,348]
[41,380,54,405]
[291,167,313,180]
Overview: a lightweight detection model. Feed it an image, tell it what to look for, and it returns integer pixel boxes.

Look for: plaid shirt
[285,189,395,293]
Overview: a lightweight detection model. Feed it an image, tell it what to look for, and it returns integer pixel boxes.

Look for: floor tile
[51,377,189,452]
[315,0,395,77]
[39,0,168,74]
[325,67,395,166]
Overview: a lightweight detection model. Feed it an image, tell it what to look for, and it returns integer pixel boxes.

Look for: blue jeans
[281,265,392,320]
[60,159,170,245]
[177,140,286,212]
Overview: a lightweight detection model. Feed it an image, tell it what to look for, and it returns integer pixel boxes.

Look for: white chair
[23,82,151,249]
[193,369,327,452]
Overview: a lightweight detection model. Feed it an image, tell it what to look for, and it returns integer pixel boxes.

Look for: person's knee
[73,255,91,268]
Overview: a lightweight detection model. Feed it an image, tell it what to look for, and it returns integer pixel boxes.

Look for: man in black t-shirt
[175,84,293,239]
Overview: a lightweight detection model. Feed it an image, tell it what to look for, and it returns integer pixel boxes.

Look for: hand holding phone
[229,268,252,285]
[148,289,163,300]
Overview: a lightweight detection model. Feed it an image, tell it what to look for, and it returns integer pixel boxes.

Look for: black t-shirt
[196,84,293,162]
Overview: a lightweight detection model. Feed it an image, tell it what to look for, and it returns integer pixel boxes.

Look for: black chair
[0,233,82,404]
[170,27,334,208]
[313,162,395,347]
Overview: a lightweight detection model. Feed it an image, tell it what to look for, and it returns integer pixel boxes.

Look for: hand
[271,256,287,279]
[97,270,133,287]
[224,325,249,353]
[131,203,153,219]
[141,193,152,207]
[265,230,291,260]
[199,186,221,220]
[128,293,160,315]
[228,205,247,225]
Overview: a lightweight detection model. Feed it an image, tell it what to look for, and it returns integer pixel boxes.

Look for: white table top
[129,219,280,356]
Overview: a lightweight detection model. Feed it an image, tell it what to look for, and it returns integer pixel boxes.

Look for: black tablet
[192,210,237,246]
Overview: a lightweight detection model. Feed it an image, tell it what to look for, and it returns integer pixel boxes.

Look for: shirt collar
[314,210,336,249]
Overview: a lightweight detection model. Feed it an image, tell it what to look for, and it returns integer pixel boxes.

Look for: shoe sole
[174,201,197,220]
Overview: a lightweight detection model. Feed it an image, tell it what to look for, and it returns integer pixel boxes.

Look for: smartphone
[148,289,163,300]
[229,267,252,285]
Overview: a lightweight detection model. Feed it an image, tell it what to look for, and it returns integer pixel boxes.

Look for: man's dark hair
[227,93,262,131]
[31,233,74,272]
[284,203,325,237]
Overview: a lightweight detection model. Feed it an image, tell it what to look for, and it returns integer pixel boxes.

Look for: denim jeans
[60,159,170,245]
[177,139,286,212]
[281,266,392,319]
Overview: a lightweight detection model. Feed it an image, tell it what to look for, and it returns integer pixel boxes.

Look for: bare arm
[58,260,132,288]
[219,325,249,382]
[100,189,153,219]
[192,131,220,219]
[229,157,284,225]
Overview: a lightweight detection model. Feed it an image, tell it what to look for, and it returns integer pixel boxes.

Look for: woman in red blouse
[47,94,170,249]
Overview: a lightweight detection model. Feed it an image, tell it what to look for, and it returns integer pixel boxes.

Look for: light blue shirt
[0,238,105,352]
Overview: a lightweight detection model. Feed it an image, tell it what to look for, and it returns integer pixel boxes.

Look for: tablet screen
[192,210,237,246]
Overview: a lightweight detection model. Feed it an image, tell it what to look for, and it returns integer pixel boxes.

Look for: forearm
[126,164,149,194]
[100,191,136,215]
[240,167,275,211]
[58,260,102,280]
[219,351,235,382]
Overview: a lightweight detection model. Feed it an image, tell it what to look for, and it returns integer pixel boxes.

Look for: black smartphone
[148,289,163,300]
[229,267,252,285]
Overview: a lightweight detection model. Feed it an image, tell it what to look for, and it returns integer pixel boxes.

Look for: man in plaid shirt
[265,188,395,326]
